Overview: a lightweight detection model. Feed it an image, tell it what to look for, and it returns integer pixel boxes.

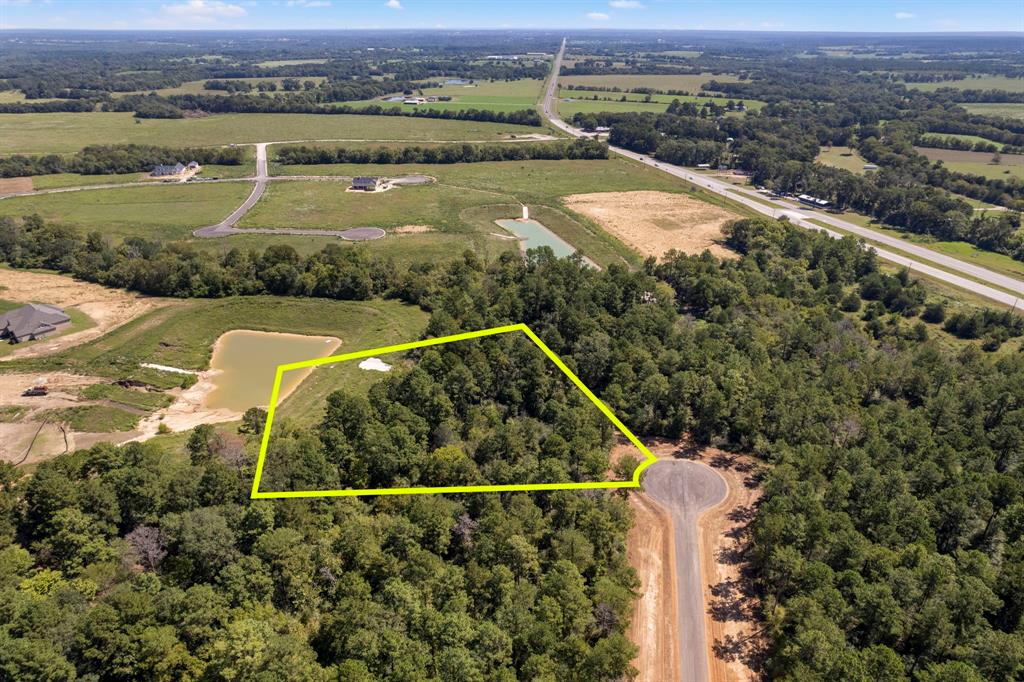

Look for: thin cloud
[609,0,643,8]
[287,0,331,6]
[894,11,915,19]
[386,0,402,8]
[587,11,610,21]
[160,0,246,24]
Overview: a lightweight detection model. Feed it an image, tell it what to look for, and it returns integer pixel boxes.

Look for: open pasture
[903,75,1024,93]
[0,112,545,154]
[915,146,1024,180]
[558,73,741,93]
[816,146,872,174]
[959,103,1024,119]
[335,77,545,113]
[558,89,762,116]
[0,182,253,241]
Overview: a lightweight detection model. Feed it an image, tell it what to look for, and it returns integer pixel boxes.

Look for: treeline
[0,98,98,114]
[103,92,542,126]
[276,139,608,165]
[0,144,246,179]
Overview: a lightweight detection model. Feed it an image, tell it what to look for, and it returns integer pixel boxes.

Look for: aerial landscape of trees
[0,28,1022,682]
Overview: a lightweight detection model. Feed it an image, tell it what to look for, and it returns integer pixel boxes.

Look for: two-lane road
[542,38,1023,308]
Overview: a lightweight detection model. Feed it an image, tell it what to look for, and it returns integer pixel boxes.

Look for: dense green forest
[2,214,1022,680]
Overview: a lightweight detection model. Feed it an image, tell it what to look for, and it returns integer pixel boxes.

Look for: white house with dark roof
[0,303,70,343]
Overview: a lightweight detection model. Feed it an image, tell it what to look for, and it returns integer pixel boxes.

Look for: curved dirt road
[642,459,728,682]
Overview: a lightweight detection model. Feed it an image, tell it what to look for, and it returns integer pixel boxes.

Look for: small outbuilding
[351,176,379,191]
[0,303,70,343]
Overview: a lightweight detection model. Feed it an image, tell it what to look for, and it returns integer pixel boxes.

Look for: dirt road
[642,459,728,682]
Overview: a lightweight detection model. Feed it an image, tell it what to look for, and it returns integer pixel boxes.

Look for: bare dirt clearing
[0,268,168,359]
[0,177,33,194]
[393,224,435,234]
[561,191,739,260]
[0,372,107,464]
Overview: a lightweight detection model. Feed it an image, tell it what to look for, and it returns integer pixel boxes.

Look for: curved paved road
[543,38,1023,308]
[642,460,728,682]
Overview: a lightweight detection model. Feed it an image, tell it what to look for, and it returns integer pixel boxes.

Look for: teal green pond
[494,218,577,258]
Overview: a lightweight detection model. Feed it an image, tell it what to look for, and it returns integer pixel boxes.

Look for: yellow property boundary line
[250,323,657,498]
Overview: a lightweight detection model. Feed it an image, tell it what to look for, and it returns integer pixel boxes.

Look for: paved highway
[642,460,728,682]
[543,38,1023,308]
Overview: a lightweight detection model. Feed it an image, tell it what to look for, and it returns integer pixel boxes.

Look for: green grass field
[38,405,141,432]
[915,147,1024,180]
[81,383,174,411]
[259,156,753,267]
[333,78,545,114]
[28,156,256,190]
[557,88,763,117]
[117,76,328,98]
[0,182,253,241]
[903,75,1024,93]
[918,132,1001,147]
[815,146,872,173]
[959,103,1024,119]
[256,59,329,67]
[0,113,546,154]
[557,73,741,93]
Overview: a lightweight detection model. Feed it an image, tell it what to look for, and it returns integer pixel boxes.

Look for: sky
[0,0,1022,33]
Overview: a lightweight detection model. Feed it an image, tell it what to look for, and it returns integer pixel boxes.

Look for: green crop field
[557,88,763,116]
[816,146,873,173]
[904,75,1024,93]
[557,73,741,93]
[959,103,1024,119]
[0,182,253,241]
[915,147,1024,180]
[0,112,546,154]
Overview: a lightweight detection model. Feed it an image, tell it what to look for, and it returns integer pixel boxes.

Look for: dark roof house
[151,162,185,177]
[351,176,379,191]
[0,303,71,343]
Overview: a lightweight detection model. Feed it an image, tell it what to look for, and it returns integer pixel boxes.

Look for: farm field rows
[0,112,545,154]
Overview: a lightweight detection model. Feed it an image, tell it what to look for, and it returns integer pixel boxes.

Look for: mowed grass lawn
[558,73,741,92]
[341,78,546,113]
[0,182,253,241]
[816,146,872,174]
[0,112,546,154]
[915,147,1024,180]
[557,89,763,117]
